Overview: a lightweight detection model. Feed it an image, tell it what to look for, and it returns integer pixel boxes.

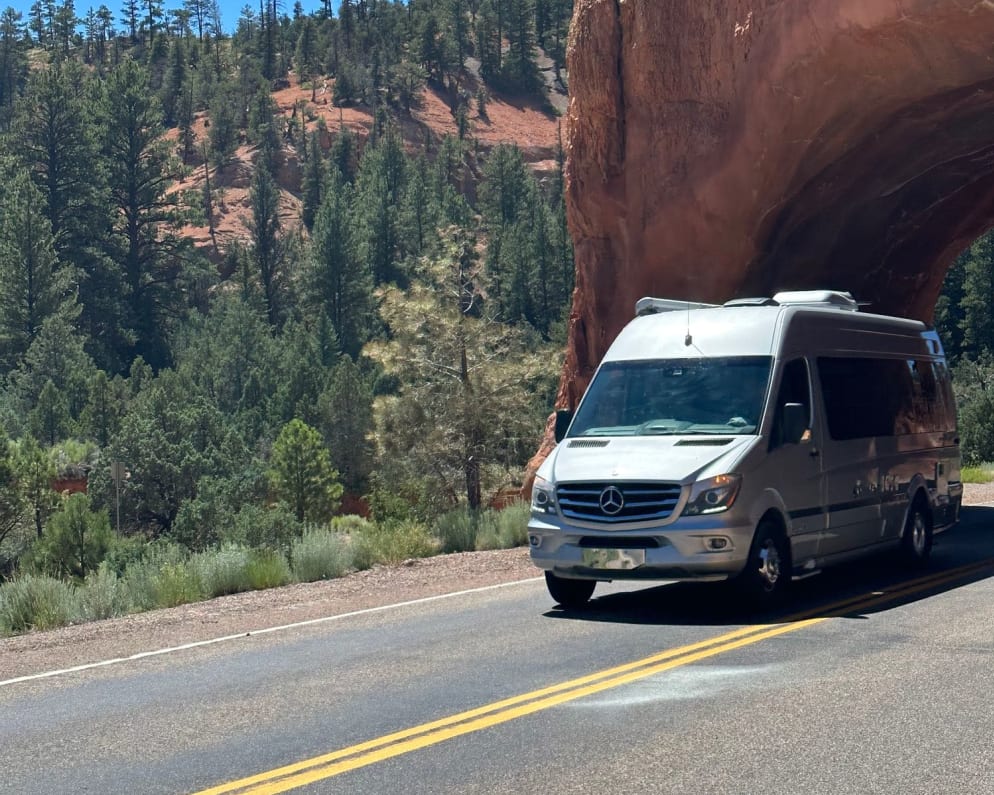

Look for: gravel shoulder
[0,548,539,682]
[3,484,993,682]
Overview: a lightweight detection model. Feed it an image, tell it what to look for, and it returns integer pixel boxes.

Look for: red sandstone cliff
[558,0,994,413]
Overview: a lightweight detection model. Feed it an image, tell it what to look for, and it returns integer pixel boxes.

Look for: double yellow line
[195,558,994,795]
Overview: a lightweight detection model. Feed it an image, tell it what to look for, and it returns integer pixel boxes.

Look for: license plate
[581,548,646,570]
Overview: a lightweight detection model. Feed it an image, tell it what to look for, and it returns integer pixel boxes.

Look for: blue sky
[5,0,344,34]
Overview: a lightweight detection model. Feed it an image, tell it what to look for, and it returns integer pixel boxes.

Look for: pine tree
[365,226,555,510]
[330,123,358,184]
[30,379,71,446]
[208,87,239,170]
[52,0,77,58]
[307,169,372,357]
[958,234,994,360]
[444,0,470,71]
[503,0,539,91]
[13,315,96,422]
[0,171,78,369]
[248,161,283,326]
[100,58,184,369]
[121,0,139,42]
[160,36,187,126]
[317,356,373,493]
[272,321,330,426]
[301,130,325,230]
[352,129,407,285]
[269,418,343,522]
[80,369,127,448]
[294,16,319,100]
[33,494,113,578]
[476,0,500,81]
[0,8,28,119]
[0,435,26,557]
[12,436,58,539]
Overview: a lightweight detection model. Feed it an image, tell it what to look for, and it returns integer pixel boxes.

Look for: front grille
[557,482,683,524]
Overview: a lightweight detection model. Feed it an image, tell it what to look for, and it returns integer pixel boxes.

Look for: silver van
[529,291,962,607]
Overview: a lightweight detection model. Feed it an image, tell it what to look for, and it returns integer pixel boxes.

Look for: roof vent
[723,297,779,308]
[771,290,859,311]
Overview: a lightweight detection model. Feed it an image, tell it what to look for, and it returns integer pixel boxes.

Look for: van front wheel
[545,572,596,608]
[900,500,933,567]
[735,520,790,607]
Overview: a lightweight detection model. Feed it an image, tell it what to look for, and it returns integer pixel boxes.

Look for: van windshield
[568,356,773,437]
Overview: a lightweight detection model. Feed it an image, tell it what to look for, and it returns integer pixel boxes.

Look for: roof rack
[635,297,719,316]
[635,290,861,317]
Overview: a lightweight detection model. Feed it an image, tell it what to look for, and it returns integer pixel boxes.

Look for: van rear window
[817,357,955,440]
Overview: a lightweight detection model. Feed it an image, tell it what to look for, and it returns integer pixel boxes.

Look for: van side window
[817,357,954,440]
[771,359,811,448]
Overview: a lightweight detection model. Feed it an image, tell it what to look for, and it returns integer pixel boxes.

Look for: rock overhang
[559,0,994,406]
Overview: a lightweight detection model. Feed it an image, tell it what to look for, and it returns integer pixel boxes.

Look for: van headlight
[531,475,558,516]
[682,474,742,516]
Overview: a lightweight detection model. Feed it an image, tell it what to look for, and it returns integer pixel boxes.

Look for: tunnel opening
[749,79,994,321]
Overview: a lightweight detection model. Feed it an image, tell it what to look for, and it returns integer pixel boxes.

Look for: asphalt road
[3,507,994,795]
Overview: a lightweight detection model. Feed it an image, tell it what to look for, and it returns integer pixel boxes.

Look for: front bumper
[527,514,755,582]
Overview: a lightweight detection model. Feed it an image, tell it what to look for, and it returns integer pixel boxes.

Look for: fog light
[706,537,730,551]
[529,535,541,548]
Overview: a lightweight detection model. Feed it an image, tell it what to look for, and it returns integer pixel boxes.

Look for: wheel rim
[757,538,781,590]
[911,511,927,557]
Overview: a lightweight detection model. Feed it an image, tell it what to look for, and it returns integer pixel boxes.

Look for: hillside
[171,65,565,260]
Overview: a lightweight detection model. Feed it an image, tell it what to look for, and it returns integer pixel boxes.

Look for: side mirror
[554,409,574,443]
[782,402,808,445]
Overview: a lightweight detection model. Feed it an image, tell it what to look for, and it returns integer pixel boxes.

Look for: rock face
[558,0,994,410]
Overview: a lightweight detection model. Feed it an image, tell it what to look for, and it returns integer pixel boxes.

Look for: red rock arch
[559,0,994,410]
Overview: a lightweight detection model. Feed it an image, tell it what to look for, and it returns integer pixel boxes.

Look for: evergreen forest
[0,0,576,621]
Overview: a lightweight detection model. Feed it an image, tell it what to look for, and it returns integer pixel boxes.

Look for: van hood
[545,435,756,484]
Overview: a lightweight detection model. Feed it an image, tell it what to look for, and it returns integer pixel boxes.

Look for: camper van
[529,290,962,608]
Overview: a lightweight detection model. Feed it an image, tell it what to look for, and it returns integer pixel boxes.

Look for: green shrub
[962,464,994,483]
[78,562,130,620]
[475,502,529,551]
[245,549,292,590]
[121,543,202,610]
[329,514,374,535]
[195,544,254,598]
[494,501,529,547]
[291,530,352,582]
[150,562,204,608]
[353,520,438,569]
[435,509,478,553]
[234,504,303,551]
[0,574,77,634]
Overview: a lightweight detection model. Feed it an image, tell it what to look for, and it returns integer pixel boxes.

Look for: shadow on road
[543,505,994,627]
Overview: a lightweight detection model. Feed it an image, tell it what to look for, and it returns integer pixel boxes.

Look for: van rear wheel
[900,500,933,567]
[545,572,596,608]
[735,520,790,608]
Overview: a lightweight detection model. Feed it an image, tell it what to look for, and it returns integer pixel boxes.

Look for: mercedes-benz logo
[599,486,625,516]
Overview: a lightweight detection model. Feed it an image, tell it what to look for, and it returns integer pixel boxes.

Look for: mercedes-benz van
[529,290,962,607]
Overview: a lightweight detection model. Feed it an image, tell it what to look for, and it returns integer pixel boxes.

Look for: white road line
[0,577,544,688]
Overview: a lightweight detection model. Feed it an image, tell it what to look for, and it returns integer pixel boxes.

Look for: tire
[735,519,790,608]
[900,499,933,567]
[545,572,596,608]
